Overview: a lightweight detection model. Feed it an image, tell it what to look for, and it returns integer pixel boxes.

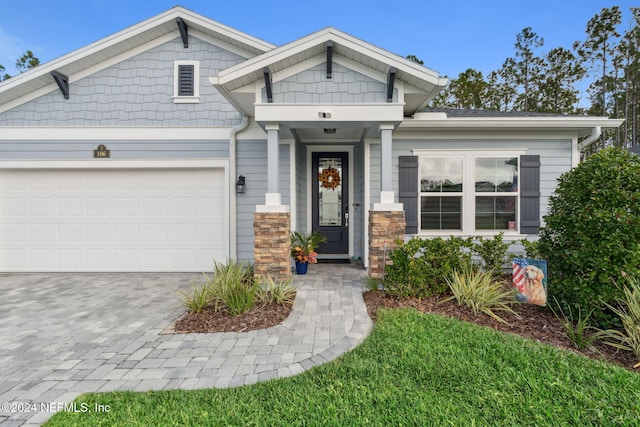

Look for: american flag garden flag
[512,258,528,297]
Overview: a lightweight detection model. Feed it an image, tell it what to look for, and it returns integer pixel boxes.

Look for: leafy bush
[519,238,543,259]
[257,275,297,306]
[441,266,518,324]
[473,233,511,275]
[384,236,473,298]
[597,275,640,364]
[539,147,640,328]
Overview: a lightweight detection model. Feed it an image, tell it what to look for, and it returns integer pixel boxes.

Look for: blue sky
[1,1,637,82]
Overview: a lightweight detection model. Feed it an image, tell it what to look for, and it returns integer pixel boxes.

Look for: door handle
[344,212,349,227]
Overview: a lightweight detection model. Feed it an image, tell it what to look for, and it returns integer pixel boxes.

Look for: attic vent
[178,64,195,96]
[173,61,200,103]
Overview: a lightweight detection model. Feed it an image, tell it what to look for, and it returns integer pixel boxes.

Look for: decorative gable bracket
[387,67,396,102]
[176,17,189,48]
[263,67,273,103]
[50,71,69,100]
[326,41,333,79]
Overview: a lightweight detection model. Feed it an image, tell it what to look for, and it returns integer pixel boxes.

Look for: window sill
[172,96,200,104]
[415,231,527,240]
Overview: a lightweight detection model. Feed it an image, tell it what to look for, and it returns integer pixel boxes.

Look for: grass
[45,309,640,426]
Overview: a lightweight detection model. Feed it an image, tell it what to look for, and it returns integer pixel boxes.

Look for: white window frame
[173,60,200,103]
[414,149,525,237]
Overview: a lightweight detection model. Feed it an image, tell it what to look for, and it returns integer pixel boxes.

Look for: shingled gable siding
[264,62,397,104]
[0,37,245,127]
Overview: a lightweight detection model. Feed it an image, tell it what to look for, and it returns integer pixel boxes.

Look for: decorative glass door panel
[312,152,349,254]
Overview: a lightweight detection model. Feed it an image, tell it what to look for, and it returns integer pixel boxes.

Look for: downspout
[578,126,602,152]
[229,115,250,260]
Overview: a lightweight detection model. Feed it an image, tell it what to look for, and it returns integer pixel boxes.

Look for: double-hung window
[420,157,463,230]
[417,151,522,234]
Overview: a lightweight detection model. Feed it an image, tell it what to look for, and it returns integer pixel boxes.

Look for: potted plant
[290,231,327,274]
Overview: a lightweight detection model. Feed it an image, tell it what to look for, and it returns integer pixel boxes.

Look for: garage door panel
[0,168,227,272]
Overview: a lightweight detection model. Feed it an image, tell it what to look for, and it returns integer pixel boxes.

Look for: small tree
[539,147,640,327]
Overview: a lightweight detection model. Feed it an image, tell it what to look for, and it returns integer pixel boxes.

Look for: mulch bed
[170,289,638,372]
[364,290,639,372]
[173,302,293,333]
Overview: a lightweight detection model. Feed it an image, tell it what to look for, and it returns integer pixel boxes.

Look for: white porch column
[266,123,280,194]
[258,123,288,212]
[379,123,394,193]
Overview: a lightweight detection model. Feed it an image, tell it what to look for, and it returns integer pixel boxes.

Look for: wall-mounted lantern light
[236,175,246,194]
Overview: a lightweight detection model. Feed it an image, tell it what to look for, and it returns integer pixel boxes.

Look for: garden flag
[512,258,547,306]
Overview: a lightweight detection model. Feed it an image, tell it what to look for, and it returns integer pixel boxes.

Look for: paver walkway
[0,264,372,426]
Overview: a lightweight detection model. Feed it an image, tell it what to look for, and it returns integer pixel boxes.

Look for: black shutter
[519,155,541,234]
[399,156,419,234]
[178,65,194,96]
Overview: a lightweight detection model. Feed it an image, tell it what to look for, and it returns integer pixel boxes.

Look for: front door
[312,152,349,254]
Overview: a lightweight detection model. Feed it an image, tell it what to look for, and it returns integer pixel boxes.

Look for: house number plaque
[94,144,111,158]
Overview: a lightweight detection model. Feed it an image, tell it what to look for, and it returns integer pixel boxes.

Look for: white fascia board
[401,117,625,131]
[0,127,236,140]
[0,7,273,99]
[255,104,404,123]
[217,27,444,89]
[393,129,577,140]
[190,29,257,59]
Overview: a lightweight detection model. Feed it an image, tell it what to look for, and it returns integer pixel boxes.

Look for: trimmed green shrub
[473,232,511,275]
[519,238,543,259]
[383,236,473,298]
[539,147,640,328]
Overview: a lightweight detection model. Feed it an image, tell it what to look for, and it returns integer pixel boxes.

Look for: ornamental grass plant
[597,275,640,366]
[441,266,518,324]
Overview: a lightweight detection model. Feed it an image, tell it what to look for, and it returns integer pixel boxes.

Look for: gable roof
[211,27,448,116]
[0,6,275,110]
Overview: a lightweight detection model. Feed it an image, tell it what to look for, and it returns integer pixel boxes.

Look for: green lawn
[46,309,640,426]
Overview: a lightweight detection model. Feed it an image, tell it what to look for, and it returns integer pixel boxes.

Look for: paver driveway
[0,265,372,426]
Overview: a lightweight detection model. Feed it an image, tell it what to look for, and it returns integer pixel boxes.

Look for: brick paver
[0,264,372,426]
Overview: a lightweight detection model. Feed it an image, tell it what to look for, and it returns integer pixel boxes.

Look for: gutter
[578,126,601,151]
[229,115,250,260]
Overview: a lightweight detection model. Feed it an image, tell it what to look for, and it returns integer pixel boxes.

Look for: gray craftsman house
[0,6,623,275]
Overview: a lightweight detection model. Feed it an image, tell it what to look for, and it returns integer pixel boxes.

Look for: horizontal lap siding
[236,140,290,262]
[0,140,230,160]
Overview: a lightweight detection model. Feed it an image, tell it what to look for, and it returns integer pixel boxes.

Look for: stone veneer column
[254,211,291,280]
[368,191,406,279]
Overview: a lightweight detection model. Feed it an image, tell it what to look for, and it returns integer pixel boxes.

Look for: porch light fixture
[324,128,337,134]
[236,175,246,193]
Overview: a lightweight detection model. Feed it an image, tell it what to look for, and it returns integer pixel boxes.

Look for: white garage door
[0,166,228,272]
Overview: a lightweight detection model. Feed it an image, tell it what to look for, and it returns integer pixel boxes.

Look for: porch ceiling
[291,127,366,143]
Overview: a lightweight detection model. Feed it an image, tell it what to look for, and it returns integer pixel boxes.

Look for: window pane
[421,158,462,192]
[475,157,518,192]
[421,196,461,230]
[475,196,516,230]
[318,157,342,226]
